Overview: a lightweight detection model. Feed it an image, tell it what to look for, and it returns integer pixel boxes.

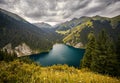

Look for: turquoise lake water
[29,44,85,67]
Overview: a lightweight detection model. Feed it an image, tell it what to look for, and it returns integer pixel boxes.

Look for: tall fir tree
[116,36,120,75]
[91,30,118,76]
[81,32,96,68]
[0,50,17,62]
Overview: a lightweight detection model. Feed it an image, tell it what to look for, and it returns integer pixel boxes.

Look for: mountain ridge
[0,8,120,56]
[62,15,120,48]
[0,8,61,56]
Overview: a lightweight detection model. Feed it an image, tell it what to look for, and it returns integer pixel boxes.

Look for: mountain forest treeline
[81,30,120,76]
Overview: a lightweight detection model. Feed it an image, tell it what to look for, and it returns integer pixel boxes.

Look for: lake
[29,44,85,67]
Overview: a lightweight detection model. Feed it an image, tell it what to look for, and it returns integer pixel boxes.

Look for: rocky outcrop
[2,43,33,57]
[66,42,84,48]
[14,43,33,57]
[66,42,71,46]
[2,43,13,54]
[74,42,84,48]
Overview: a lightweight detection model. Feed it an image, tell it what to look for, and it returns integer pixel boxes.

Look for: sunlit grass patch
[0,60,120,83]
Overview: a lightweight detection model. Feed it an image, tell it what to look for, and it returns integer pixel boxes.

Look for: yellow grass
[0,60,120,83]
[56,30,70,35]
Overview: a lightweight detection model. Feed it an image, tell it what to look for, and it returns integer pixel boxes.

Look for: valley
[0,7,120,83]
[0,8,120,57]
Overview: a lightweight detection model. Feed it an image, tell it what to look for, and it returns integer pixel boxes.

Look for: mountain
[0,8,61,56]
[55,15,111,32]
[33,22,63,41]
[55,16,91,31]
[33,22,52,28]
[55,18,79,31]
[33,22,55,33]
[0,8,120,56]
[0,8,27,23]
[63,15,120,48]
[54,16,93,35]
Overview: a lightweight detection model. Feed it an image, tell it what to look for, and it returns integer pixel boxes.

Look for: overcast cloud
[0,0,120,25]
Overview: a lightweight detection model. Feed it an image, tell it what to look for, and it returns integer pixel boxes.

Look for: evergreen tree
[91,30,118,76]
[81,32,96,68]
[116,36,120,75]
[0,50,17,62]
[0,50,4,60]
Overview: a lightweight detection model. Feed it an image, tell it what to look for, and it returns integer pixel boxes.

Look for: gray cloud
[66,0,90,12]
[0,0,120,25]
[81,0,120,16]
[0,0,6,4]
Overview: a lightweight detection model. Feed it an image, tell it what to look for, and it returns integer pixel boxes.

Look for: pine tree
[116,36,120,75]
[0,50,4,60]
[91,30,118,76]
[81,32,96,68]
[0,50,17,62]
[90,30,108,73]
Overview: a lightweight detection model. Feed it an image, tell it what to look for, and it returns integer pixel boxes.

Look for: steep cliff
[2,43,35,57]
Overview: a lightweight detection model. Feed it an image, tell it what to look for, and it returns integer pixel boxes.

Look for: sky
[0,0,120,26]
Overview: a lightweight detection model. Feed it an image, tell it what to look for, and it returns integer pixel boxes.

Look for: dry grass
[0,60,120,83]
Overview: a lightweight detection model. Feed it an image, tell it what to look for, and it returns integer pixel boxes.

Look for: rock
[74,42,83,48]
[2,43,13,54]
[66,42,71,45]
[2,43,33,57]
[15,43,32,57]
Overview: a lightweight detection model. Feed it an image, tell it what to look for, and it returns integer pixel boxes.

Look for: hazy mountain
[33,22,52,29]
[55,16,91,31]
[33,22,54,33]
[33,22,63,40]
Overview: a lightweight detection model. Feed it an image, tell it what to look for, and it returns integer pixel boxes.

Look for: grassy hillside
[0,60,120,83]
[56,30,70,35]
[63,20,93,45]
[110,15,120,28]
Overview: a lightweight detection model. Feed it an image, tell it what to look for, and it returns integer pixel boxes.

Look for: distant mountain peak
[94,15,101,17]
[33,22,52,28]
[71,18,78,21]
[80,16,89,19]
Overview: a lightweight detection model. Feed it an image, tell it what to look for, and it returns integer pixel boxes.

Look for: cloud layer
[0,0,120,25]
